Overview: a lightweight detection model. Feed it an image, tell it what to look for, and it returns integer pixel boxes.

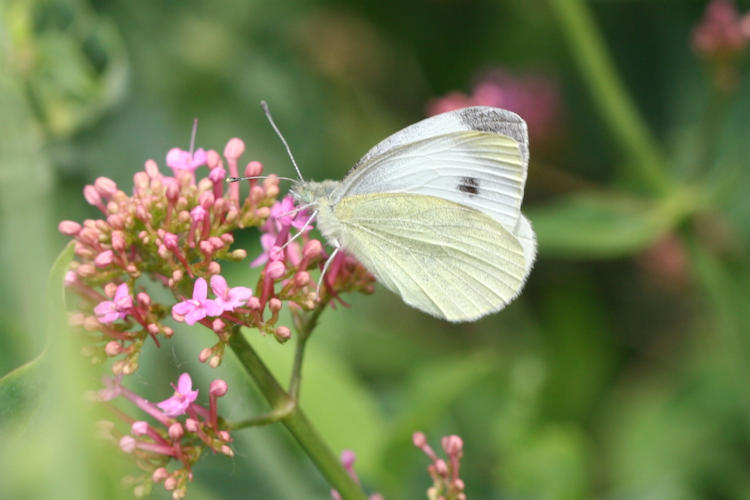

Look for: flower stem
[549,0,670,193]
[228,328,367,500]
[289,305,325,399]
[228,399,296,429]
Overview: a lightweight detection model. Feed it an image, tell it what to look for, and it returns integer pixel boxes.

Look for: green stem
[549,0,670,193]
[228,328,367,500]
[228,399,296,429]
[289,305,325,399]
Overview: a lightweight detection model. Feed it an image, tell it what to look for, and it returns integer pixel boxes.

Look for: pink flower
[156,373,199,417]
[166,147,208,174]
[94,283,133,323]
[427,69,561,142]
[209,275,253,312]
[172,278,223,325]
[251,196,310,267]
[692,0,750,57]
[269,196,311,231]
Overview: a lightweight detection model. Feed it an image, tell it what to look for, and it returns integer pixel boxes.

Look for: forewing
[352,106,528,170]
[334,193,529,322]
[335,129,527,230]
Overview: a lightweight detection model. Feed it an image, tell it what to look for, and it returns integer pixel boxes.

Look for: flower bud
[268,298,282,312]
[58,220,82,236]
[230,249,247,260]
[206,149,221,168]
[119,435,136,453]
[94,177,118,197]
[224,138,245,160]
[105,341,122,356]
[209,355,222,368]
[294,271,310,287]
[152,467,169,483]
[185,418,199,432]
[210,379,228,397]
[245,160,263,177]
[303,240,323,260]
[275,326,291,343]
[131,421,149,436]
[266,261,286,280]
[412,432,427,448]
[94,250,114,268]
[435,459,448,476]
[83,185,102,206]
[133,171,149,191]
[144,159,160,178]
[199,347,212,363]
[442,435,463,455]
[168,422,184,440]
[164,476,177,491]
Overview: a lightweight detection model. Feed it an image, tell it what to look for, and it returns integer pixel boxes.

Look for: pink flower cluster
[427,69,561,143]
[96,373,232,499]
[59,136,370,374]
[60,134,376,499]
[413,432,466,500]
[692,0,750,58]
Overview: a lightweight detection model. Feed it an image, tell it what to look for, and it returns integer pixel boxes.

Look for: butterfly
[286,106,536,322]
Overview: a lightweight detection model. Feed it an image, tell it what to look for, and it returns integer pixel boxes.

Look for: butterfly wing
[350,106,528,174]
[332,192,527,322]
[333,106,535,276]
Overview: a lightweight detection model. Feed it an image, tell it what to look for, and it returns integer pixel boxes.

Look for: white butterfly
[282,106,536,323]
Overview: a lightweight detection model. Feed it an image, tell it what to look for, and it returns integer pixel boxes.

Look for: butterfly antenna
[261,100,304,182]
[226,175,298,183]
[189,118,198,154]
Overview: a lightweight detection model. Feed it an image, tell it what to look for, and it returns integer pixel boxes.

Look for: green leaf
[527,192,689,258]
[0,242,74,422]
[497,424,590,500]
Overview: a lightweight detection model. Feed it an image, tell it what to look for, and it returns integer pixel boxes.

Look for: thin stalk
[228,399,296,429]
[549,0,670,193]
[228,329,367,500]
[289,305,325,399]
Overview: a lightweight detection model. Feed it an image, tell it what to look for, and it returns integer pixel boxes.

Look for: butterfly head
[290,179,340,206]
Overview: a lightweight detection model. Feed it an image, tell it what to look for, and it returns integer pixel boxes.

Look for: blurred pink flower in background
[427,69,561,142]
[692,0,750,58]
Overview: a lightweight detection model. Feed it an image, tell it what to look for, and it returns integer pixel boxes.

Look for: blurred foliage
[2,0,750,499]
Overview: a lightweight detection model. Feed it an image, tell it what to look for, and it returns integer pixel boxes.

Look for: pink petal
[228,287,253,303]
[114,283,130,300]
[191,148,207,167]
[94,300,114,316]
[157,397,187,417]
[172,300,194,316]
[114,294,133,311]
[166,148,187,169]
[97,311,120,324]
[203,299,224,317]
[184,308,207,326]
[210,275,229,299]
[176,373,193,394]
[192,278,208,301]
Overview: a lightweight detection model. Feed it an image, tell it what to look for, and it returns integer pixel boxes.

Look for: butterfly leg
[315,242,341,299]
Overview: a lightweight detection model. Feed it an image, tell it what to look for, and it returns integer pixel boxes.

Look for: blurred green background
[2,0,750,499]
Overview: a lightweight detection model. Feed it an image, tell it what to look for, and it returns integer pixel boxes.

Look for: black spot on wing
[458,176,479,196]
